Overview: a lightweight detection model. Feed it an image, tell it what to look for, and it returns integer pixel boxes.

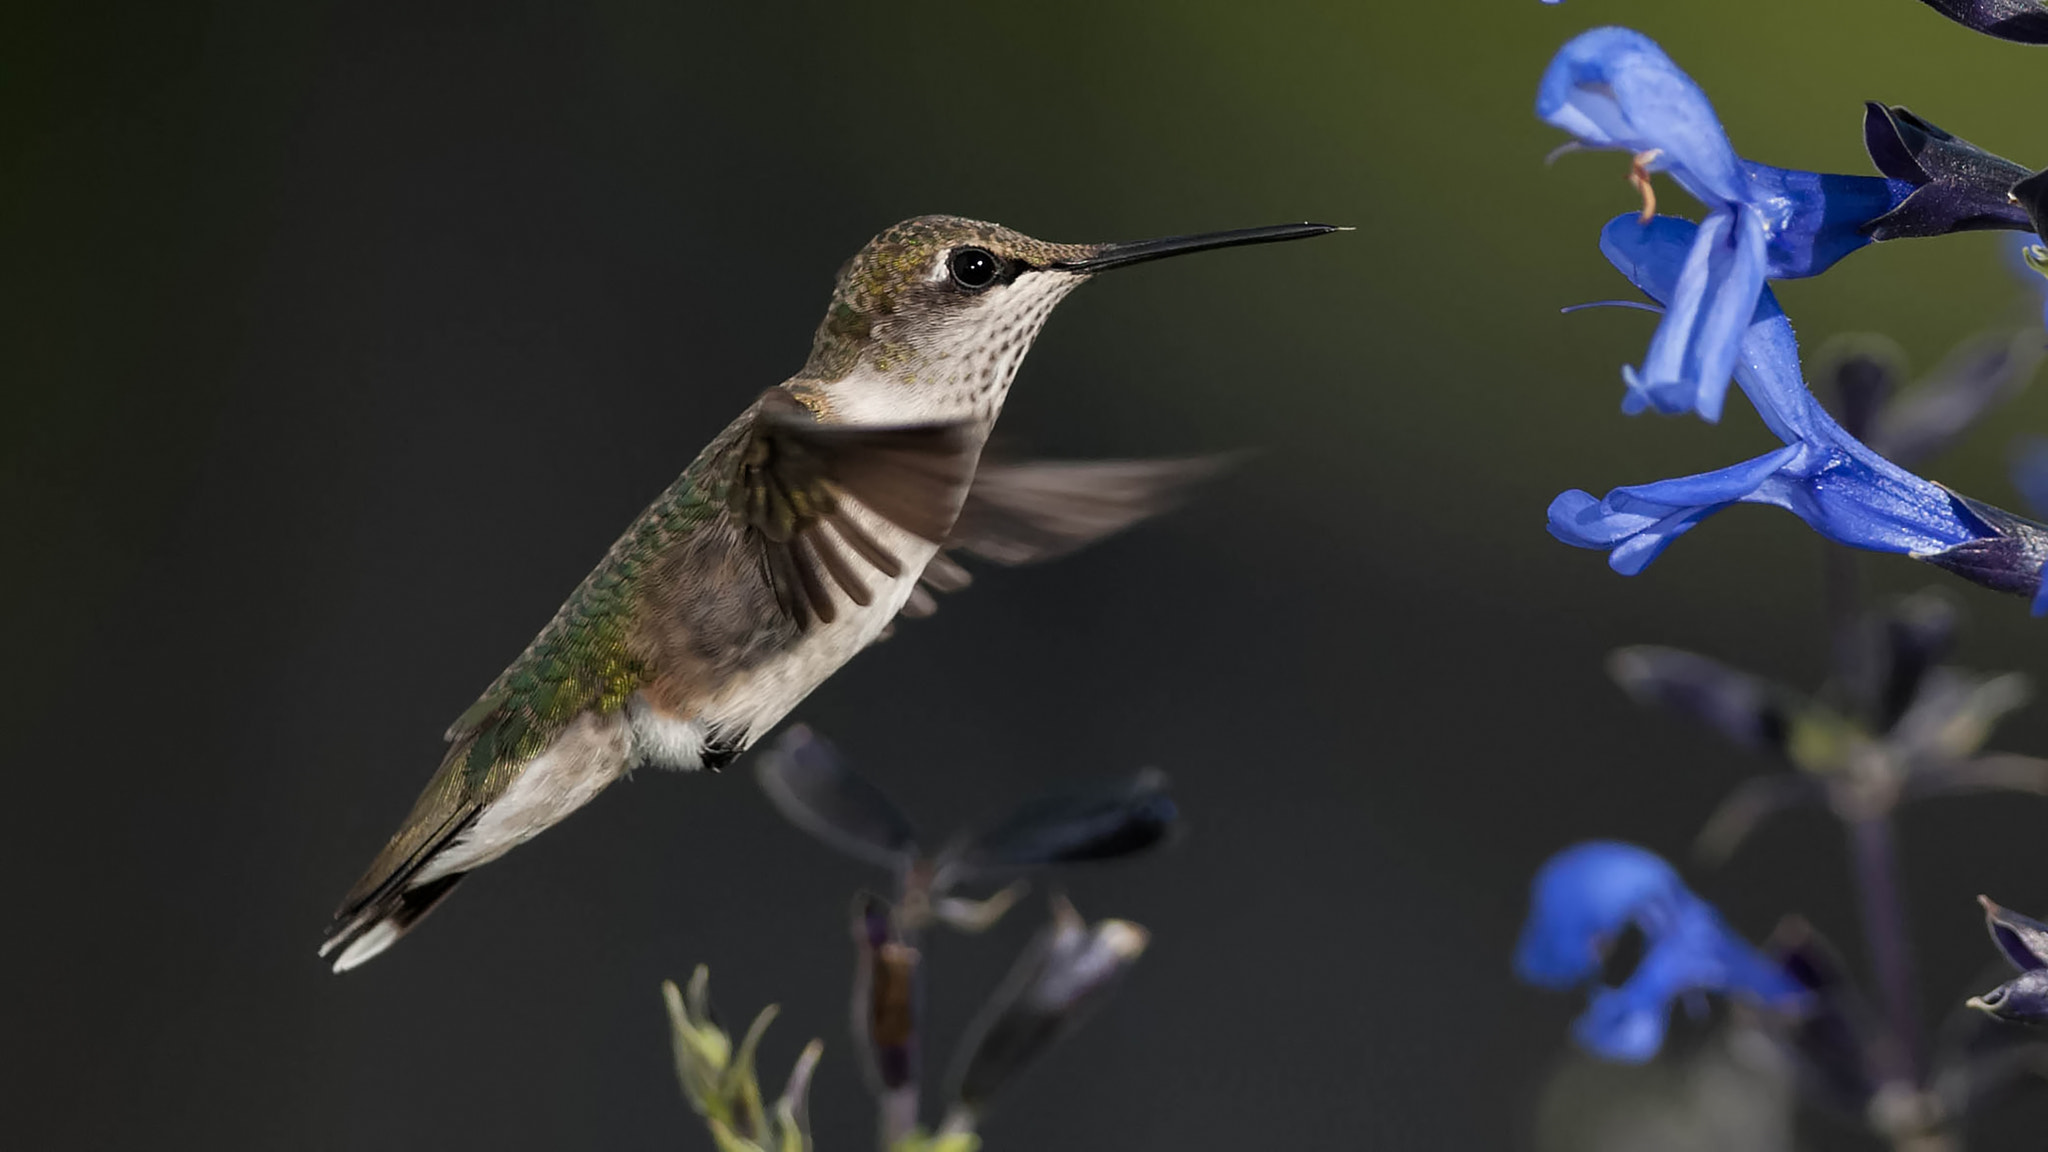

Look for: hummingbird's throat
[823,271,1084,426]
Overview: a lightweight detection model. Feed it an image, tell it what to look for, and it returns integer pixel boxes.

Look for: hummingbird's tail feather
[320,778,482,973]
[322,872,468,973]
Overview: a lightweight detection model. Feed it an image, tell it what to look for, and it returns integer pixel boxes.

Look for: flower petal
[1514,841,1690,989]
[1521,842,1808,1063]
[1746,452,1981,556]
[1572,909,1808,1062]
[1573,984,1672,1063]
[1631,209,1766,421]
[1536,27,1744,203]
[1598,214,1805,438]
[1741,162,1911,277]
[1548,446,1803,573]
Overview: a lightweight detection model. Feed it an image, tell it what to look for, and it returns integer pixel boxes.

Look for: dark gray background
[11,0,2048,1147]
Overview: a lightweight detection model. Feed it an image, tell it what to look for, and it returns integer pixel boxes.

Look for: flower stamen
[1629,149,1663,224]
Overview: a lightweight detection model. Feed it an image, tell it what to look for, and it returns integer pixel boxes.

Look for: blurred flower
[1516,842,1808,1063]
[947,896,1149,1117]
[1763,917,1892,1111]
[1860,105,2036,240]
[756,725,920,873]
[1969,897,2048,1023]
[1539,27,1913,420]
[1915,0,2048,43]
[941,768,1176,881]
[1854,328,2045,468]
[1608,592,2048,864]
[1607,646,1800,754]
[662,966,822,1152]
[1550,214,2048,604]
[756,727,1178,925]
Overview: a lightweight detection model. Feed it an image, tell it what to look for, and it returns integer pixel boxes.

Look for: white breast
[695,505,941,740]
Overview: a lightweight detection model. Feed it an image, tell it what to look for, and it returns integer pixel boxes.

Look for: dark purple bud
[1608,646,1800,754]
[950,897,1148,1112]
[754,726,919,870]
[1969,970,2048,1022]
[1919,491,2048,603]
[1860,104,2034,240]
[1916,0,2048,44]
[1963,899,2048,1030]
[1765,917,1882,1110]
[949,769,1176,878]
[849,894,921,1093]
[1981,895,2048,972]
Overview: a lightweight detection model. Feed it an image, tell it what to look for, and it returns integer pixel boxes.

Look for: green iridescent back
[443,433,746,795]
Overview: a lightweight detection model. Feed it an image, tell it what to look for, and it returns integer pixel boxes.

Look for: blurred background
[10,0,2048,1147]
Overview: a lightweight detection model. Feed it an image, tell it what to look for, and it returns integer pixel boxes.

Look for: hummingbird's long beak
[1050,223,1341,273]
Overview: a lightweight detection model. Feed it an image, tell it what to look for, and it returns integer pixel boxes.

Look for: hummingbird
[320,215,1335,971]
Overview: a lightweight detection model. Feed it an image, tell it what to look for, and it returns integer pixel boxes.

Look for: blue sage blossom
[1515,841,1807,1062]
[1548,214,2048,600]
[1539,27,1914,421]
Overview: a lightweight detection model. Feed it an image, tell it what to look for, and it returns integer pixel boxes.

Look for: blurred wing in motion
[899,454,1234,619]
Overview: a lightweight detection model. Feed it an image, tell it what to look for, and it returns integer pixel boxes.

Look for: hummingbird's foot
[1629,149,1663,224]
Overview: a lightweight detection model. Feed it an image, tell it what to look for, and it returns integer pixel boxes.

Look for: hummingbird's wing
[898,455,1231,619]
[322,391,978,971]
[732,389,978,631]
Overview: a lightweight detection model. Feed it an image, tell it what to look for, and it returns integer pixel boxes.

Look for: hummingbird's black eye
[948,247,1001,291]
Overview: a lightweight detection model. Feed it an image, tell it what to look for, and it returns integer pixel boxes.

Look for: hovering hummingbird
[321,215,1335,971]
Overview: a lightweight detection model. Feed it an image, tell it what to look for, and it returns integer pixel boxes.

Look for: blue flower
[1515,841,1807,1062]
[1549,215,1999,576]
[1539,27,1914,421]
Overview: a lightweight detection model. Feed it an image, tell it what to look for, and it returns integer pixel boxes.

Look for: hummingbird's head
[798,215,1337,423]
